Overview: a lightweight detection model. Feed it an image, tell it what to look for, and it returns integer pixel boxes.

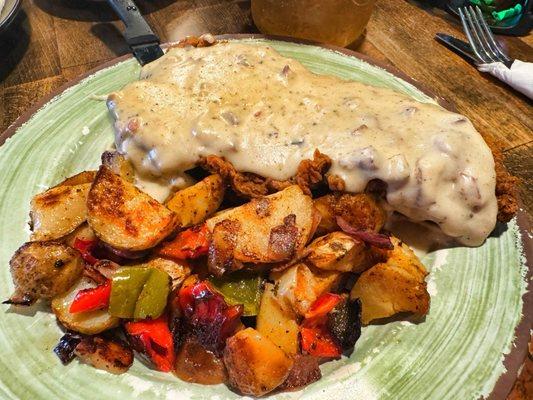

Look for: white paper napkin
[478,60,533,99]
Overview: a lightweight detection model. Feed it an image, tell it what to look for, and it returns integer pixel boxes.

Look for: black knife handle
[106,0,160,46]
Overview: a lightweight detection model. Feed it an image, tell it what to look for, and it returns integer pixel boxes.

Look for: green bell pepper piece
[210,272,263,316]
[109,267,170,319]
[134,268,170,320]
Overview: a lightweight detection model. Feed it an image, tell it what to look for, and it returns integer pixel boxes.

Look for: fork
[458,6,514,68]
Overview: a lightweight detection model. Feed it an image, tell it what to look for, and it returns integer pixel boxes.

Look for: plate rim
[0,33,530,400]
[0,0,21,35]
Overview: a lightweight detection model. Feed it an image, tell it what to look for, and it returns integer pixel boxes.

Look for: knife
[106,0,164,66]
[435,33,480,65]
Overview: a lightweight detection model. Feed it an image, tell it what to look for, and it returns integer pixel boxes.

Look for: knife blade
[435,33,480,65]
[106,0,164,66]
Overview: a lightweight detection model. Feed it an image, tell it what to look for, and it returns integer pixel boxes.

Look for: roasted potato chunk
[256,283,299,355]
[314,193,386,236]
[52,171,96,188]
[278,355,321,391]
[206,185,316,274]
[271,262,343,316]
[74,335,133,374]
[224,328,293,396]
[30,183,90,241]
[52,277,120,334]
[101,151,135,183]
[305,231,372,273]
[351,237,430,324]
[87,166,178,251]
[166,174,225,228]
[8,241,84,304]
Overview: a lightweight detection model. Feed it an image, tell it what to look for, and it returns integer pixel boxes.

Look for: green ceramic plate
[0,36,530,400]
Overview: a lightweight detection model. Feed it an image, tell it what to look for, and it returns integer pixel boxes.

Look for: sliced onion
[336,216,393,249]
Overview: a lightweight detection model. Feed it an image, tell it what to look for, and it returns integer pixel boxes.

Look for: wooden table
[0,0,531,398]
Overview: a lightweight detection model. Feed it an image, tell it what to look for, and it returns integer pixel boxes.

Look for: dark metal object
[436,33,485,65]
[105,0,163,65]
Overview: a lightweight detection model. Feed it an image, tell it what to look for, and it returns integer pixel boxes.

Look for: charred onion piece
[327,296,362,350]
[174,336,228,385]
[178,280,243,355]
[54,332,83,365]
[336,216,393,249]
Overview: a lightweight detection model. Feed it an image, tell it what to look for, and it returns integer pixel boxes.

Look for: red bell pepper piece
[305,293,342,320]
[125,315,175,372]
[73,238,99,265]
[158,224,210,260]
[300,293,343,358]
[300,325,342,358]
[69,280,111,313]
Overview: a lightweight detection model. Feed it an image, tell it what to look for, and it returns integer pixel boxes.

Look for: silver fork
[458,6,514,68]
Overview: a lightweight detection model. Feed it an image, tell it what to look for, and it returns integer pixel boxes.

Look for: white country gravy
[107,42,497,246]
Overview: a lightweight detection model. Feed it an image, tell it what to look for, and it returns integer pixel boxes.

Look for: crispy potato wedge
[52,171,97,188]
[305,232,372,273]
[256,283,299,355]
[224,328,293,396]
[8,241,84,304]
[74,335,133,374]
[350,237,430,324]
[52,277,120,335]
[271,262,343,316]
[30,183,91,241]
[141,257,191,290]
[87,166,178,251]
[206,185,316,273]
[314,193,386,236]
[166,174,225,228]
[101,151,135,183]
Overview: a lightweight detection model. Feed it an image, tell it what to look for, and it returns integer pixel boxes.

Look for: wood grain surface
[0,0,531,398]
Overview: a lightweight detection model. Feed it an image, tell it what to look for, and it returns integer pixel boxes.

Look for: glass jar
[251,0,376,47]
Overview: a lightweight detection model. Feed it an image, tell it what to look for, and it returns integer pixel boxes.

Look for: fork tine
[465,6,498,62]
[473,6,512,63]
[469,6,505,63]
[458,8,488,63]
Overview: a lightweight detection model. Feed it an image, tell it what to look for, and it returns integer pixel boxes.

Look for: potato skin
[223,328,293,396]
[351,237,430,324]
[52,171,96,188]
[30,183,90,241]
[9,241,84,302]
[166,174,225,228]
[87,166,178,251]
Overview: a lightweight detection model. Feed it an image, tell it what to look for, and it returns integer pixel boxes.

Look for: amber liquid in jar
[251,0,376,47]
